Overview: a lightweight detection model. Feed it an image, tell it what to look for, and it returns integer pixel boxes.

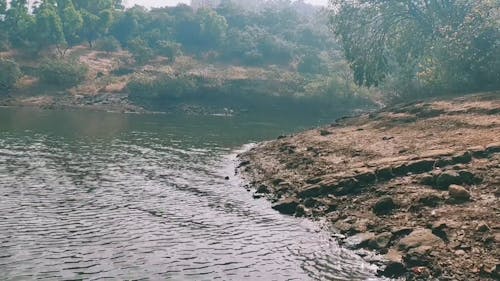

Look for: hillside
[239,93,500,280]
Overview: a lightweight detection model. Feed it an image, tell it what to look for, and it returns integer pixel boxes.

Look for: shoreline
[237,92,499,280]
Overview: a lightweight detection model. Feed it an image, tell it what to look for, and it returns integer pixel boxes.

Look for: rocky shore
[238,93,499,280]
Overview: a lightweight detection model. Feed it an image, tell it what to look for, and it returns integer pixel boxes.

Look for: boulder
[256,185,270,194]
[435,170,462,189]
[397,229,444,251]
[448,184,471,201]
[272,197,300,215]
[380,249,406,278]
[373,196,397,215]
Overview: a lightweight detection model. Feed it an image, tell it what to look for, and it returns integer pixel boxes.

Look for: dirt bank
[238,92,500,280]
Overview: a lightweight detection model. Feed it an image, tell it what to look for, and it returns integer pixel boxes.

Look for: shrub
[95,36,121,53]
[38,58,88,87]
[155,40,182,62]
[127,38,154,65]
[0,59,22,92]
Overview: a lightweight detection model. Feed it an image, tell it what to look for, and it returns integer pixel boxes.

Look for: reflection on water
[0,108,383,280]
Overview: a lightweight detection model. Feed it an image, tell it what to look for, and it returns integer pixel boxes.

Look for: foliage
[155,40,182,61]
[95,36,121,53]
[127,37,154,65]
[330,0,500,95]
[38,58,88,87]
[0,59,22,92]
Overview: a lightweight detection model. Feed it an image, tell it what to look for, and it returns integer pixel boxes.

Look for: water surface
[0,108,381,280]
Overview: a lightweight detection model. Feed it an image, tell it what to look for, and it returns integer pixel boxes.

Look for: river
[0,107,382,280]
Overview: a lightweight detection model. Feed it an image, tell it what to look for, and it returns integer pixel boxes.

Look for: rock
[455,249,466,256]
[303,197,317,208]
[476,222,490,232]
[272,197,300,215]
[333,220,353,234]
[344,232,376,249]
[435,171,462,189]
[380,249,406,278]
[372,196,397,215]
[256,185,270,194]
[448,184,471,201]
[406,159,435,174]
[397,229,444,251]
[376,166,393,181]
[224,176,230,180]
[368,232,393,250]
[295,204,306,217]
[418,193,442,207]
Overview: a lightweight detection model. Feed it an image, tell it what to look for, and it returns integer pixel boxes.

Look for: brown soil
[239,92,500,280]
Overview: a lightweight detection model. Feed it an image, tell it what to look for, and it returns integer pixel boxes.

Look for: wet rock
[397,229,444,251]
[435,171,462,189]
[272,197,300,215]
[372,196,397,215]
[448,184,471,201]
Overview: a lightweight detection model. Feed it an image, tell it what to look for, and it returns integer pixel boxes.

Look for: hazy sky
[126,0,329,8]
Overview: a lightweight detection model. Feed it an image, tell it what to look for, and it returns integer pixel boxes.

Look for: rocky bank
[238,92,500,280]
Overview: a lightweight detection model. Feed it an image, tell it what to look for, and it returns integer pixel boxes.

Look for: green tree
[59,0,83,47]
[331,0,500,93]
[197,8,228,49]
[127,37,154,65]
[34,1,66,52]
[0,59,22,93]
[4,0,35,48]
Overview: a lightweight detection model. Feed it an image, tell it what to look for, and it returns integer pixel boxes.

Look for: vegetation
[38,59,88,87]
[0,59,22,93]
[330,0,500,97]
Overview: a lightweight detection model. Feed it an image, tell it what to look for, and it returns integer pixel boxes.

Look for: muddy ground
[238,92,499,280]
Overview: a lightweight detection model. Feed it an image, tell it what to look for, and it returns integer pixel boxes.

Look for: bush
[38,58,88,87]
[128,73,198,103]
[155,40,182,62]
[0,59,22,92]
[127,38,154,65]
[95,36,121,53]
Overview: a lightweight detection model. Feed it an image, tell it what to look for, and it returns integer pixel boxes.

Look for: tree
[330,0,500,93]
[59,0,83,47]
[197,8,228,49]
[0,59,22,93]
[34,1,66,52]
[127,37,154,65]
[4,0,35,48]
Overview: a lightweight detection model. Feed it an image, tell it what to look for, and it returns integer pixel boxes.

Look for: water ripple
[0,130,384,281]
